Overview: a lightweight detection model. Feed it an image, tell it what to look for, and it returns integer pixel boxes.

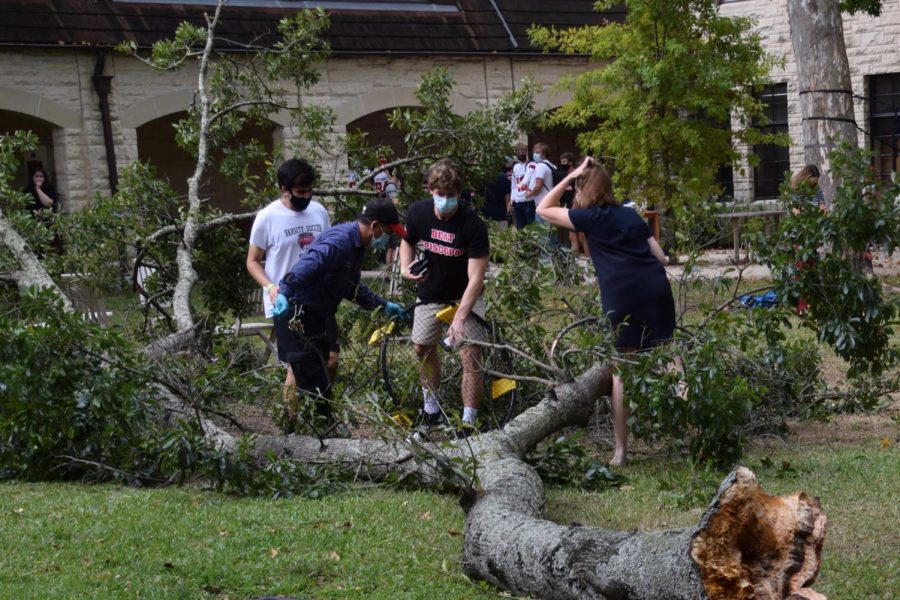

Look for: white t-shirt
[373,170,391,194]
[526,160,554,205]
[511,161,529,203]
[249,199,330,317]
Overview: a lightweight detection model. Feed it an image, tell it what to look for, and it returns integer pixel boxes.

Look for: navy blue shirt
[278,221,386,315]
[569,205,675,349]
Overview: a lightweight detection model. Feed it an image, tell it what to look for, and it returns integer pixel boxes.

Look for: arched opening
[346,106,419,160]
[136,112,275,236]
[0,109,58,193]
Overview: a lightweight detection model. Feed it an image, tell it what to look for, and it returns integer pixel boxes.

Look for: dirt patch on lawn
[782,396,900,448]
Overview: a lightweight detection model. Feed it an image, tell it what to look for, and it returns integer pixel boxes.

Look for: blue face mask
[532,152,542,162]
[371,233,389,251]
[370,223,389,250]
[433,194,458,216]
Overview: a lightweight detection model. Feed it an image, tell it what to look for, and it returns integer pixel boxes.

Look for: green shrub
[0,289,161,481]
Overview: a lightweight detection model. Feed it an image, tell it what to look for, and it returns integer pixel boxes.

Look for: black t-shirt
[404,199,490,303]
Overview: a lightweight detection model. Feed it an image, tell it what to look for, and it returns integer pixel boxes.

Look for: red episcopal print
[297,232,315,249]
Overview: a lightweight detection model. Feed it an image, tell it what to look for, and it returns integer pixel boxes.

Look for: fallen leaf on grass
[620,485,634,492]
[270,548,280,558]
[12,507,24,514]
[418,511,432,521]
[447,530,463,537]
[329,551,341,561]
[202,585,222,594]
[881,437,892,448]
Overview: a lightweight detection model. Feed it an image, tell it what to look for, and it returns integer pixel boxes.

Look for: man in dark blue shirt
[272,198,406,435]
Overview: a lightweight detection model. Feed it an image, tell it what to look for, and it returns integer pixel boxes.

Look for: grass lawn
[2,436,896,600]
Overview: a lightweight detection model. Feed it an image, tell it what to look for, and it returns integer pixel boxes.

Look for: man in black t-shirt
[399,159,490,435]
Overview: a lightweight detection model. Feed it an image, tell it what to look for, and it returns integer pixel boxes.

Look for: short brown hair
[574,162,618,208]
[560,152,576,165]
[533,142,550,157]
[426,158,463,193]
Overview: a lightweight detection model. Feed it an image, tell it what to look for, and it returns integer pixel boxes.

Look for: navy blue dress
[569,205,675,350]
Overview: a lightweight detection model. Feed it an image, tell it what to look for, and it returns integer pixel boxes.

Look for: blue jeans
[513,200,536,229]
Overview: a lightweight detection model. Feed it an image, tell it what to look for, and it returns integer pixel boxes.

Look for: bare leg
[414,344,441,391]
[610,374,628,467]
[281,366,298,429]
[460,345,484,410]
[327,351,339,384]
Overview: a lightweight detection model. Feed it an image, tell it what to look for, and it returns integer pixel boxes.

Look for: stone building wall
[719,0,900,201]
[0,49,589,212]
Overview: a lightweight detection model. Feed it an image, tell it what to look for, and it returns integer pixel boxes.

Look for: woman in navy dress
[537,157,675,466]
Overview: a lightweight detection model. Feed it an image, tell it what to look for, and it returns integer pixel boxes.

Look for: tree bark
[0,209,73,311]
[225,364,827,599]
[787,0,858,206]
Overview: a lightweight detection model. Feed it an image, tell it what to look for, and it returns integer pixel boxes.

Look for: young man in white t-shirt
[246,158,332,424]
[524,142,555,213]
[510,142,533,229]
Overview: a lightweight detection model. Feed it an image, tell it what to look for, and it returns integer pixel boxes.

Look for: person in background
[481,161,512,231]
[399,159,490,436]
[790,165,826,211]
[557,152,581,252]
[523,142,555,223]
[537,157,675,466]
[510,142,534,229]
[246,158,332,429]
[24,168,63,254]
[272,198,407,435]
[375,168,403,268]
[788,164,826,314]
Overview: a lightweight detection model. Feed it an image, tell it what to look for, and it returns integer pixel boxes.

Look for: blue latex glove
[384,301,409,321]
[272,293,289,317]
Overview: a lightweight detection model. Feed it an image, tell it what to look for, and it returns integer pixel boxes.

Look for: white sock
[423,388,440,415]
[462,407,478,424]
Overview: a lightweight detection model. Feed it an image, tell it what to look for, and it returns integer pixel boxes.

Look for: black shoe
[419,409,445,428]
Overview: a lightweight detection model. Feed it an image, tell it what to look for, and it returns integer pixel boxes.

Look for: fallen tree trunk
[233,364,827,599]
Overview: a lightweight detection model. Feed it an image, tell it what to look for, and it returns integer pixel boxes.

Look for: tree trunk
[787,0,858,206]
[0,209,73,311]
[232,364,827,599]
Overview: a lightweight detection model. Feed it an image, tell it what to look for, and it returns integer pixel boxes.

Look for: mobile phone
[409,258,429,276]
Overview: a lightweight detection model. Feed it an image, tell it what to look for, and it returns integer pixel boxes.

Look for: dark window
[753,83,789,199]
[869,73,900,181]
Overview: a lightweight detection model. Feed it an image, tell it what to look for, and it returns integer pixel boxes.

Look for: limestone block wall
[1,49,590,211]
[719,0,900,201]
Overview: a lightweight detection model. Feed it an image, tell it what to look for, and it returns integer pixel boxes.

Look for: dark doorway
[0,109,58,193]
[137,112,275,236]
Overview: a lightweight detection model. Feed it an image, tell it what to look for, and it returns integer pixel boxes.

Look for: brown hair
[574,162,618,208]
[790,164,820,188]
[426,158,463,193]
[560,152,576,166]
[533,142,550,157]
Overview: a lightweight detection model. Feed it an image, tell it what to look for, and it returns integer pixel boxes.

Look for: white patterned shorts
[410,296,488,346]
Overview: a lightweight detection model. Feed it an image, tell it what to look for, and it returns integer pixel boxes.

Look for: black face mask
[517,154,527,162]
[289,194,312,211]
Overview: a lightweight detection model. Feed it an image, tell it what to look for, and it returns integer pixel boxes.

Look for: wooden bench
[233,287,277,361]
[717,209,787,263]
[59,273,113,326]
